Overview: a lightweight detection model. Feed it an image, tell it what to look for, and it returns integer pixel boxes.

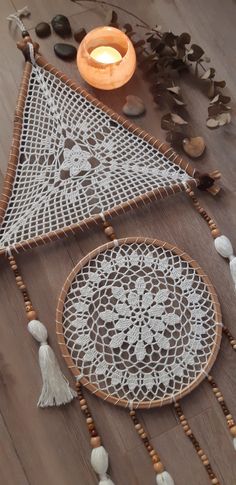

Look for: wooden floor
[0,0,236,484]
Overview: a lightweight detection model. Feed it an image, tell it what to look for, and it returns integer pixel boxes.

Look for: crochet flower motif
[100,277,179,362]
[60,145,91,177]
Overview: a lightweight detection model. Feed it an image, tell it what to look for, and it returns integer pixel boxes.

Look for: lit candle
[90,46,122,64]
[77,27,136,90]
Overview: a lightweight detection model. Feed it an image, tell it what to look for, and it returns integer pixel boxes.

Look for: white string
[7,6,30,33]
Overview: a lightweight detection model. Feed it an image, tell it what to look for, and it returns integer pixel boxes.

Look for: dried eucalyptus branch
[71,0,232,151]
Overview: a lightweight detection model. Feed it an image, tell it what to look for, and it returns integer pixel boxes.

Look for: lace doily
[0,57,196,252]
[57,238,221,408]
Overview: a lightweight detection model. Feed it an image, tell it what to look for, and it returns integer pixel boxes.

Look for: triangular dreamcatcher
[2,9,236,485]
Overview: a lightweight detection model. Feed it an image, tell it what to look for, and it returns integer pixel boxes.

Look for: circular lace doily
[56,238,222,408]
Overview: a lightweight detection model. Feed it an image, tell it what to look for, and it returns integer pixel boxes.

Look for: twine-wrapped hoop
[56,238,222,409]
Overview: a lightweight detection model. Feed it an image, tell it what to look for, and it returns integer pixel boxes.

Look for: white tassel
[91,446,115,485]
[156,471,175,485]
[214,235,236,288]
[233,437,236,450]
[28,320,77,407]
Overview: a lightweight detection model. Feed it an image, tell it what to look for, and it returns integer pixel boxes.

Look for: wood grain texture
[0,0,236,484]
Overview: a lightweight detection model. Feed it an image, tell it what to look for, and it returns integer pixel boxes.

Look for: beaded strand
[185,187,220,239]
[174,402,220,484]
[207,376,236,443]
[76,381,103,449]
[129,409,166,476]
[223,326,236,351]
[8,253,37,320]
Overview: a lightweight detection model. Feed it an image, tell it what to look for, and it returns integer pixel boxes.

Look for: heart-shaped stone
[182,136,205,158]
[122,95,145,117]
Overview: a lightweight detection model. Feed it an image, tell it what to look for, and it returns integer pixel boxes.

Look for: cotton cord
[7,6,30,33]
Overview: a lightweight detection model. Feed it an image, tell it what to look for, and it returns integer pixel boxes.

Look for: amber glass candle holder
[77,26,136,90]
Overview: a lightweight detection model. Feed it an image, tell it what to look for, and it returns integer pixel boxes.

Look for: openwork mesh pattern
[0,63,193,248]
[61,241,221,407]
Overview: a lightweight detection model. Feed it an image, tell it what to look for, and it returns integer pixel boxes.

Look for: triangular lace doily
[0,43,197,253]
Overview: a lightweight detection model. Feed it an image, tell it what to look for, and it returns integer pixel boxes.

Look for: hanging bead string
[185,186,220,239]
[174,402,220,484]
[76,381,101,446]
[129,409,175,484]
[76,381,115,484]
[207,376,236,449]
[223,326,236,351]
[8,253,37,319]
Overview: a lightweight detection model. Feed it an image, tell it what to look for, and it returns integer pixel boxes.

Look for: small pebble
[51,14,72,37]
[182,136,206,158]
[74,28,87,43]
[122,95,145,117]
[54,43,77,61]
[35,22,51,38]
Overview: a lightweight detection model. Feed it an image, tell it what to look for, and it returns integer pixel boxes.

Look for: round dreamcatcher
[57,238,221,408]
[56,238,225,484]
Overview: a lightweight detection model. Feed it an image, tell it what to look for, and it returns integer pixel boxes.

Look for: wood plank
[0,1,236,484]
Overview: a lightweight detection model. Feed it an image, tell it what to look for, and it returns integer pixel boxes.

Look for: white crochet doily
[0,61,195,250]
[57,238,222,408]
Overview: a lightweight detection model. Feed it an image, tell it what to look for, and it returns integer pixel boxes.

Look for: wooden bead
[181,420,187,426]
[104,226,114,237]
[81,405,87,411]
[212,479,218,484]
[201,454,207,461]
[152,455,160,464]
[230,425,236,437]
[86,417,93,424]
[226,414,232,420]
[153,462,164,474]
[141,433,147,439]
[138,428,144,435]
[149,450,156,457]
[90,436,101,448]
[215,392,221,398]
[203,460,209,466]
[129,410,135,416]
[135,424,142,430]
[183,425,189,432]
[79,399,86,405]
[186,429,192,436]
[211,228,220,238]
[198,449,204,456]
[27,310,37,320]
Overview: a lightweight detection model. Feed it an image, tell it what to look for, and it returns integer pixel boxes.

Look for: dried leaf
[123,23,132,32]
[166,86,181,94]
[201,68,215,80]
[162,32,176,47]
[187,44,204,61]
[173,97,185,106]
[177,32,191,46]
[206,118,219,128]
[105,9,118,25]
[171,113,188,125]
[217,112,231,125]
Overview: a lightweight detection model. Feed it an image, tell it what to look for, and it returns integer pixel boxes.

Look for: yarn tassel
[91,446,115,485]
[214,235,236,289]
[28,319,77,407]
[156,471,175,485]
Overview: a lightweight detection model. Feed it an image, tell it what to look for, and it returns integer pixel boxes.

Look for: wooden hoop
[56,237,222,409]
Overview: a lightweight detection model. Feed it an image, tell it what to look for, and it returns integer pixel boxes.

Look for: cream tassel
[214,235,236,288]
[28,319,77,407]
[91,446,115,485]
[156,471,175,485]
